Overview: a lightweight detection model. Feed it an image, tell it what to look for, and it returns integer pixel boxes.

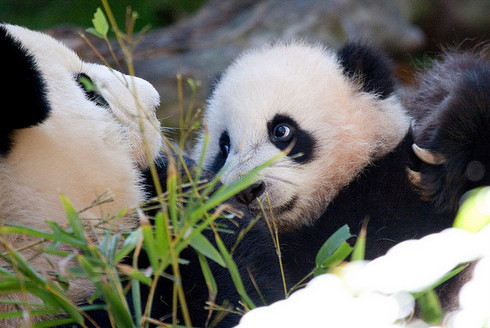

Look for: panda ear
[337,43,395,99]
[0,25,50,156]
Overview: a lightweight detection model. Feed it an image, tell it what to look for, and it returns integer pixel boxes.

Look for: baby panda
[192,41,457,259]
[0,24,162,326]
[186,42,477,324]
[406,50,490,213]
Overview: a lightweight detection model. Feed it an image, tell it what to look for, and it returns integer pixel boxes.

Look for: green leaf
[214,232,255,309]
[0,226,55,243]
[167,161,179,229]
[90,7,109,38]
[197,253,217,296]
[314,242,353,276]
[60,195,85,241]
[115,228,142,264]
[316,225,352,267]
[131,278,142,328]
[77,255,99,283]
[412,264,467,299]
[142,224,158,271]
[351,220,368,261]
[125,267,152,286]
[154,212,170,260]
[76,74,97,93]
[417,289,443,325]
[101,283,134,328]
[454,187,490,233]
[189,232,226,267]
[86,27,103,38]
[34,317,78,328]
[46,221,86,248]
[2,248,46,285]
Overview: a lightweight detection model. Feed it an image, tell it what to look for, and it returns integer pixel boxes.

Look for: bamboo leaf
[115,228,142,264]
[314,242,353,276]
[315,224,352,267]
[417,289,443,325]
[60,195,85,241]
[86,27,103,38]
[189,232,226,267]
[90,7,109,38]
[154,212,170,260]
[119,266,152,286]
[412,264,467,299]
[2,248,46,285]
[197,253,217,296]
[351,220,368,261]
[142,224,158,271]
[214,232,255,309]
[101,283,134,328]
[46,221,86,248]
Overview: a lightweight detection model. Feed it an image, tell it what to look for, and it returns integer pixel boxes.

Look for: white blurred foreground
[236,189,490,328]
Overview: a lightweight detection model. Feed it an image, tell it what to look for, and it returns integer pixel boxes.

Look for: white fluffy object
[236,225,490,328]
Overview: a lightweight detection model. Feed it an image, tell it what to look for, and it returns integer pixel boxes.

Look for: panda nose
[236,182,265,205]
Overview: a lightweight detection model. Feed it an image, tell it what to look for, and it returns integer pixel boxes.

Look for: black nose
[236,182,265,205]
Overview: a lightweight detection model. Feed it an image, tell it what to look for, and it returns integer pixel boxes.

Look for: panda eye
[272,123,294,142]
[219,131,231,158]
[75,73,110,108]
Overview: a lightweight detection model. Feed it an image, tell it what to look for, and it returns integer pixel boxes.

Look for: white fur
[0,24,162,323]
[192,42,409,228]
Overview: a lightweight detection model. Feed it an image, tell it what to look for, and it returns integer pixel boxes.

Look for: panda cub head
[0,24,162,257]
[192,42,409,228]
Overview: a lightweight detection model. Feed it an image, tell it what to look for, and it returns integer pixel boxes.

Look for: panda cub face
[192,42,409,228]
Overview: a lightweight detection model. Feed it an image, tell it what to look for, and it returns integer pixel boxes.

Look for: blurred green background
[0,0,207,30]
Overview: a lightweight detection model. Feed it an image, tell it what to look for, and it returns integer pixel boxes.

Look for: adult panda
[0,24,162,326]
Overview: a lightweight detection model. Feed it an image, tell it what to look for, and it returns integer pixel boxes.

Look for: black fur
[210,131,231,173]
[406,51,490,214]
[267,114,316,164]
[0,26,50,156]
[337,43,395,99]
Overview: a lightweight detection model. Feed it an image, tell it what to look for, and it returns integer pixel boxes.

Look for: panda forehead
[207,44,354,142]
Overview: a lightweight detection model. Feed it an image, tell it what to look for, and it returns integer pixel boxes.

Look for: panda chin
[248,195,299,221]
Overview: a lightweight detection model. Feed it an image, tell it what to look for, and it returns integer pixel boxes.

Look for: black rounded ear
[0,25,50,156]
[337,43,395,99]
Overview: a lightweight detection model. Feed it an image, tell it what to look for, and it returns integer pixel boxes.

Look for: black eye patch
[267,114,315,164]
[209,130,230,173]
[75,73,110,108]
